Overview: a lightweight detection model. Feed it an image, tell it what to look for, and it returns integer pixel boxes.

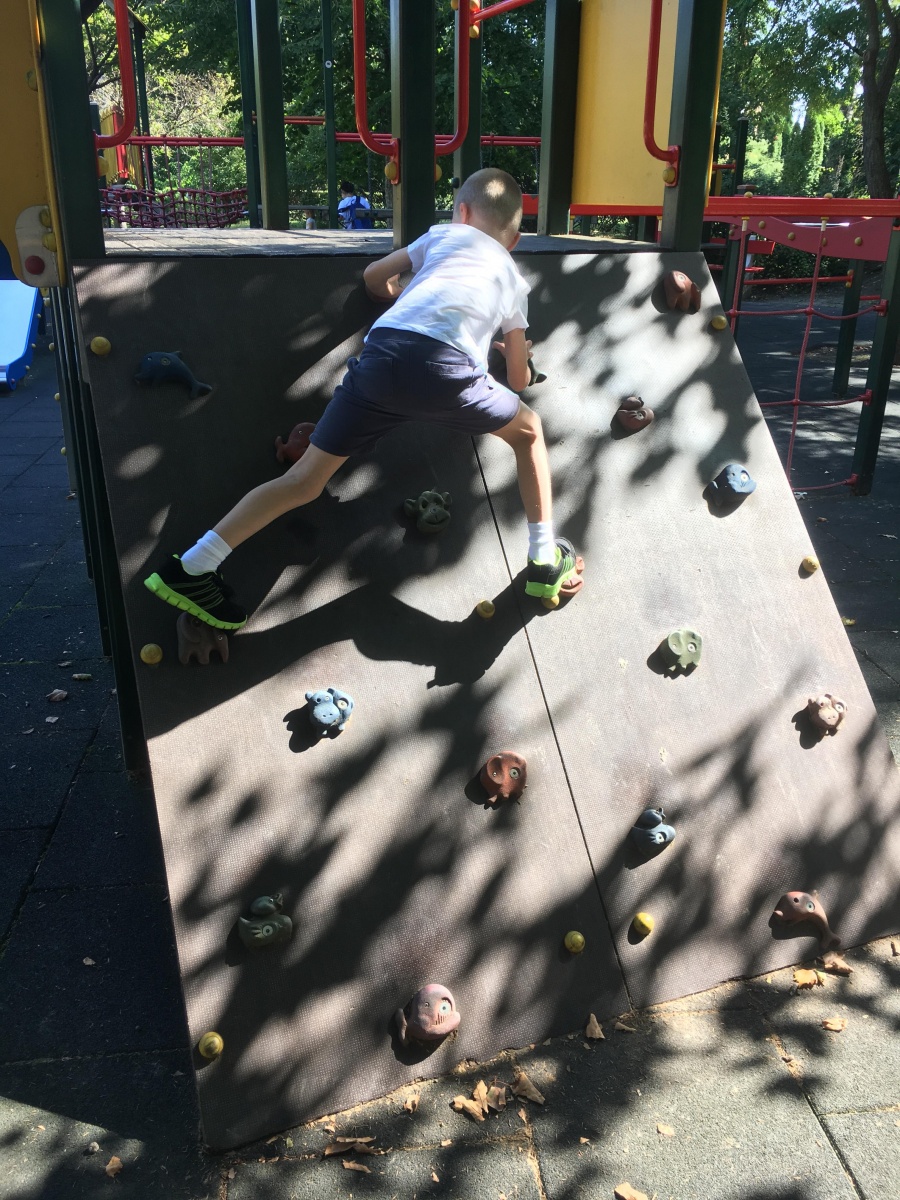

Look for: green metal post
[132,21,154,189]
[251,0,290,229]
[321,0,339,229]
[38,0,105,261]
[733,115,749,191]
[236,0,263,227]
[454,18,482,186]
[538,0,581,236]
[390,0,435,247]
[832,261,863,397]
[851,229,900,493]
[660,0,726,252]
[636,216,658,243]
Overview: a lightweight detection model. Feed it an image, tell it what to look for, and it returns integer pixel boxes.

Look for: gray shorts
[310,327,520,458]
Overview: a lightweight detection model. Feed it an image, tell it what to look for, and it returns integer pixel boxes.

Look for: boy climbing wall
[144,168,580,629]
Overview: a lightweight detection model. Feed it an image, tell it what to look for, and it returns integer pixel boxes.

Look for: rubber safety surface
[72,248,900,1149]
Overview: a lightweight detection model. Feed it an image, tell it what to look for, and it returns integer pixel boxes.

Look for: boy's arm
[492,328,532,393]
[364,248,413,302]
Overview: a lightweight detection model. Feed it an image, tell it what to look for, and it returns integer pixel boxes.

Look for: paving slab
[748,941,900,1114]
[227,1141,542,1200]
[520,1010,859,1200]
[0,436,62,459]
[0,829,45,934]
[0,728,93,826]
[35,772,166,889]
[0,661,113,732]
[14,462,74,489]
[0,510,79,547]
[821,1110,900,1200]
[0,543,63,593]
[0,603,104,661]
[0,1051,213,1200]
[827,581,900,631]
[0,885,185,1061]
[77,703,126,774]
[22,558,100,607]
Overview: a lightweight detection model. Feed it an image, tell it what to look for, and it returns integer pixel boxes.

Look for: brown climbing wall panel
[72,246,900,1148]
[72,255,627,1150]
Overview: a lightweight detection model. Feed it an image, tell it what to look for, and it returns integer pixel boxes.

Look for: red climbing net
[100,187,248,230]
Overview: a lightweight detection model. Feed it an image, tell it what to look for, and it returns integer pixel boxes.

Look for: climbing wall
[72,246,900,1150]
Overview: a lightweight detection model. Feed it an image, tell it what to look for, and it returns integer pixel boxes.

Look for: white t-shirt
[369,223,529,370]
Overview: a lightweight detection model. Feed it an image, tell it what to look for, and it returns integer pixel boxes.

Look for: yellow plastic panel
[0,2,63,282]
[572,0,678,211]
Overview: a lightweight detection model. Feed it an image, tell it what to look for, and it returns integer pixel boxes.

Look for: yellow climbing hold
[384,161,399,182]
[41,232,57,253]
[140,643,163,665]
[801,555,820,574]
[90,336,112,357]
[54,392,60,403]
[564,930,585,954]
[542,594,560,610]
[476,599,495,619]
[60,446,66,456]
[198,1032,224,1059]
[710,314,728,331]
[39,208,52,228]
[633,912,655,937]
[661,166,676,185]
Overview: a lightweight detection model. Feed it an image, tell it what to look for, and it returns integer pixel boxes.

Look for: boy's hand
[492,338,533,360]
[364,248,413,303]
[365,274,403,303]
[492,331,533,393]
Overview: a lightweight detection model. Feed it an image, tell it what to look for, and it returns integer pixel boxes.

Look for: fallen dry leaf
[440,1138,452,1147]
[841,617,857,626]
[473,1079,489,1114]
[820,953,853,976]
[324,1137,376,1156]
[431,1170,440,1182]
[821,1017,847,1032]
[58,661,72,667]
[486,1084,507,1111]
[83,957,96,966]
[72,673,92,681]
[614,1018,637,1033]
[816,517,828,523]
[227,1168,236,1179]
[793,968,823,990]
[614,1184,649,1200]
[511,1068,545,1104]
[45,716,58,724]
[657,1123,675,1137]
[46,689,68,702]
[891,940,899,957]
[342,1160,371,1174]
[585,1014,605,1040]
[403,1092,420,1113]
[324,1123,336,1133]
[265,1135,278,1144]
[517,1108,527,1123]
[579,1136,590,1144]
[105,1156,123,1178]
[452,1095,486,1122]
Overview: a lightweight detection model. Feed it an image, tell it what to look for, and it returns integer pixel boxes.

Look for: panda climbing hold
[480,751,527,803]
[663,270,701,313]
[177,612,229,665]
[807,693,847,735]
[395,984,460,1046]
[615,394,655,432]
[771,890,840,952]
[658,629,702,670]
[275,421,317,465]
[306,687,354,736]
[708,463,756,506]
[404,490,452,534]
[630,807,677,851]
[134,351,212,399]
[237,894,293,950]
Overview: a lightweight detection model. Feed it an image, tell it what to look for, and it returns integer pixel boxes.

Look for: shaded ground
[0,297,898,1199]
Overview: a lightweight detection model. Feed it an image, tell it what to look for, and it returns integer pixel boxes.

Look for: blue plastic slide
[0,241,44,392]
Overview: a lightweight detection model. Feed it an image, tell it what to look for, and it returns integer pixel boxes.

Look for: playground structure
[2,0,900,1152]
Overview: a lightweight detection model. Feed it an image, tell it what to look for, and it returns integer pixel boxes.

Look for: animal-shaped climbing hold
[133,351,212,398]
[709,464,756,506]
[237,893,293,950]
[658,629,702,670]
[771,890,841,952]
[663,270,702,313]
[807,693,847,735]
[305,687,354,736]
[630,807,677,851]
[275,421,317,465]
[177,612,229,665]
[480,751,527,803]
[404,490,452,534]
[615,394,655,432]
[395,984,460,1046]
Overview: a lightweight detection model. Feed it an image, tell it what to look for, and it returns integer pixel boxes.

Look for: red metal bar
[128,136,244,147]
[351,0,395,155]
[94,0,138,150]
[745,275,851,287]
[708,195,900,218]
[284,116,326,125]
[643,0,679,179]
[472,0,537,22]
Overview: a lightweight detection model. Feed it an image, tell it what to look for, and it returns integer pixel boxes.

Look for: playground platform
[1,269,899,1197]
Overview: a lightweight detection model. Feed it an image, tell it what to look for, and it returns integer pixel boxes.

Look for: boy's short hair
[455,169,522,237]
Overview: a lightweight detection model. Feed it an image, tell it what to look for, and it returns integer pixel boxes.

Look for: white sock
[181,530,232,576]
[527,520,557,564]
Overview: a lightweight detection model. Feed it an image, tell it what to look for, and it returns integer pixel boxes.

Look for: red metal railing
[471,0,537,23]
[644,0,679,184]
[94,0,137,150]
[351,0,395,157]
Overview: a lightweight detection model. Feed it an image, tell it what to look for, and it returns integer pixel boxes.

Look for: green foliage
[780,112,825,196]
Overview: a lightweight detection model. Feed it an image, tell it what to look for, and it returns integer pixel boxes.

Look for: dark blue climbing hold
[134,351,212,398]
[630,807,677,851]
[305,688,354,737]
[709,463,756,506]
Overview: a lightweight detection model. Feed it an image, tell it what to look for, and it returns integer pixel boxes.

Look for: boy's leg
[144,446,347,629]
[490,401,579,598]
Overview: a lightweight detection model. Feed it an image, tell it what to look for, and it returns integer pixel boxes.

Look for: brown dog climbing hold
[480,751,527,803]
[177,613,229,665]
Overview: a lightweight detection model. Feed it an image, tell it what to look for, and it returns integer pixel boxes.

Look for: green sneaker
[525,537,580,599]
[144,556,247,630]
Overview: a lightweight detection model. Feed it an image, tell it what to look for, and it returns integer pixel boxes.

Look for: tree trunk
[858,0,900,197]
[861,89,893,196]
